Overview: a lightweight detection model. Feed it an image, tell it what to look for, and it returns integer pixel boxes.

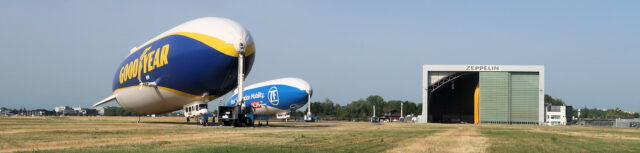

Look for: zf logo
[268,86,279,105]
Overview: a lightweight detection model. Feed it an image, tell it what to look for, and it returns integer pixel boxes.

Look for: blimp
[94,17,255,118]
[221,77,312,125]
[226,78,312,114]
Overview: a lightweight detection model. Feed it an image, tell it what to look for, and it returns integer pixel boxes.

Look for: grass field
[1,117,639,153]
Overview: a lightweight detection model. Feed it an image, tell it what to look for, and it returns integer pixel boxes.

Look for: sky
[0,1,638,112]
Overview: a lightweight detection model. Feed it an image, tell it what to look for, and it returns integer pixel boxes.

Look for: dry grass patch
[387,125,487,153]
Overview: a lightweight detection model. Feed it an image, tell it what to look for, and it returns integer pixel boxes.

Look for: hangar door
[479,72,509,123]
[509,72,539,124]
[478,72,539,124]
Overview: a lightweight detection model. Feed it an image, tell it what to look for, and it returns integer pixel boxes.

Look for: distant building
[0,108,15,116]
[384,110,402,121]
[613,118,640,128]
[545,105,566,126]
[55,106,74,114]
[578,118,615,127]
[565,106,574,124]
[607,116,635,119]
[54,106,67,112]
[25,109,48,116]
[96,107,105,116]
[73,106,89,115]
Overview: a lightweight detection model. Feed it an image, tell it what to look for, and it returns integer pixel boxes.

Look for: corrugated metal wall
[510,72,539,123]
[479,72,509,123]
[478,72,539,124]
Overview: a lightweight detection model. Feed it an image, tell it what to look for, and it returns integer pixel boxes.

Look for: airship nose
[297,79,312,97]
[288,77,312,97]
[187,17,254,58]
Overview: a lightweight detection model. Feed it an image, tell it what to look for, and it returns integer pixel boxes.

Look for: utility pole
[373,105,376,118]
[400,102,404,119]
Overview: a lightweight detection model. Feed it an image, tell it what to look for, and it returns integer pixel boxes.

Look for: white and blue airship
[226,78,313,116]
[94,17,255,117]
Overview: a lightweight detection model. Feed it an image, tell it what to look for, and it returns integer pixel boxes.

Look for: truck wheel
[186,118,190,123]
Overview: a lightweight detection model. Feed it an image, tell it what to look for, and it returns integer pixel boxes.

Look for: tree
[578,106,636,119]
[544,94,565,105]
[309,98,337,118]
[402,101,420,116]
[85,109,99,116]
[308,95,421,121]
[104,107,142,116]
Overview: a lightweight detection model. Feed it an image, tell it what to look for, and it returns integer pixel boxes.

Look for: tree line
[294,95,421,121]
[103,107,181,116]
[544,94,639,119]
[103,107,142,116]
[578,107,639,119]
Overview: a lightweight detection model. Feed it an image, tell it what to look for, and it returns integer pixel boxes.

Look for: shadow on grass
[141,120,338,129]
[141,121,197,125]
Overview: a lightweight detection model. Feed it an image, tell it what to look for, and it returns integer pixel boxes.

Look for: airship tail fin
[94,95,116,107]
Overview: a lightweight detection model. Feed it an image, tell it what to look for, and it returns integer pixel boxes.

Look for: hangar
[420,65,544,124]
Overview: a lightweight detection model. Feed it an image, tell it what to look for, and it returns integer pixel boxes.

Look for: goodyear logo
[119,44,170,84]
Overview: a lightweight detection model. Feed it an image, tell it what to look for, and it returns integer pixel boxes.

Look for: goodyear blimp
[226,78,312,115]
[94,17,255,116]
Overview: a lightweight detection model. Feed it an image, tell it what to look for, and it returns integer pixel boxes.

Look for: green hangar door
[509,72,539,124]
[478,72,539,124]
[478,72,509,124]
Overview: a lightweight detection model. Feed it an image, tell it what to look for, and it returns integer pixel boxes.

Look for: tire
[186,118,190,123]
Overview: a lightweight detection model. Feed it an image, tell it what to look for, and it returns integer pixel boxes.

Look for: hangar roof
[423,65,544,72]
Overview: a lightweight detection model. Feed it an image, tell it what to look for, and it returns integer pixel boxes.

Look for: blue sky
[0,1,638,112]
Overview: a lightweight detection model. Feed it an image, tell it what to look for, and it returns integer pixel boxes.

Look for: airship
[94,17,255,116]
[225,77,312,116]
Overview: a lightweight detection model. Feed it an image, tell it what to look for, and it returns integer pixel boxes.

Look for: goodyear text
[119,44,170,84]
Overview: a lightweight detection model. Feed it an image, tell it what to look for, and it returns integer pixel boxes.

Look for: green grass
[544,126,640,137]
[5,117,640,153]
[15,127,443,153]
[480,126,640,153]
